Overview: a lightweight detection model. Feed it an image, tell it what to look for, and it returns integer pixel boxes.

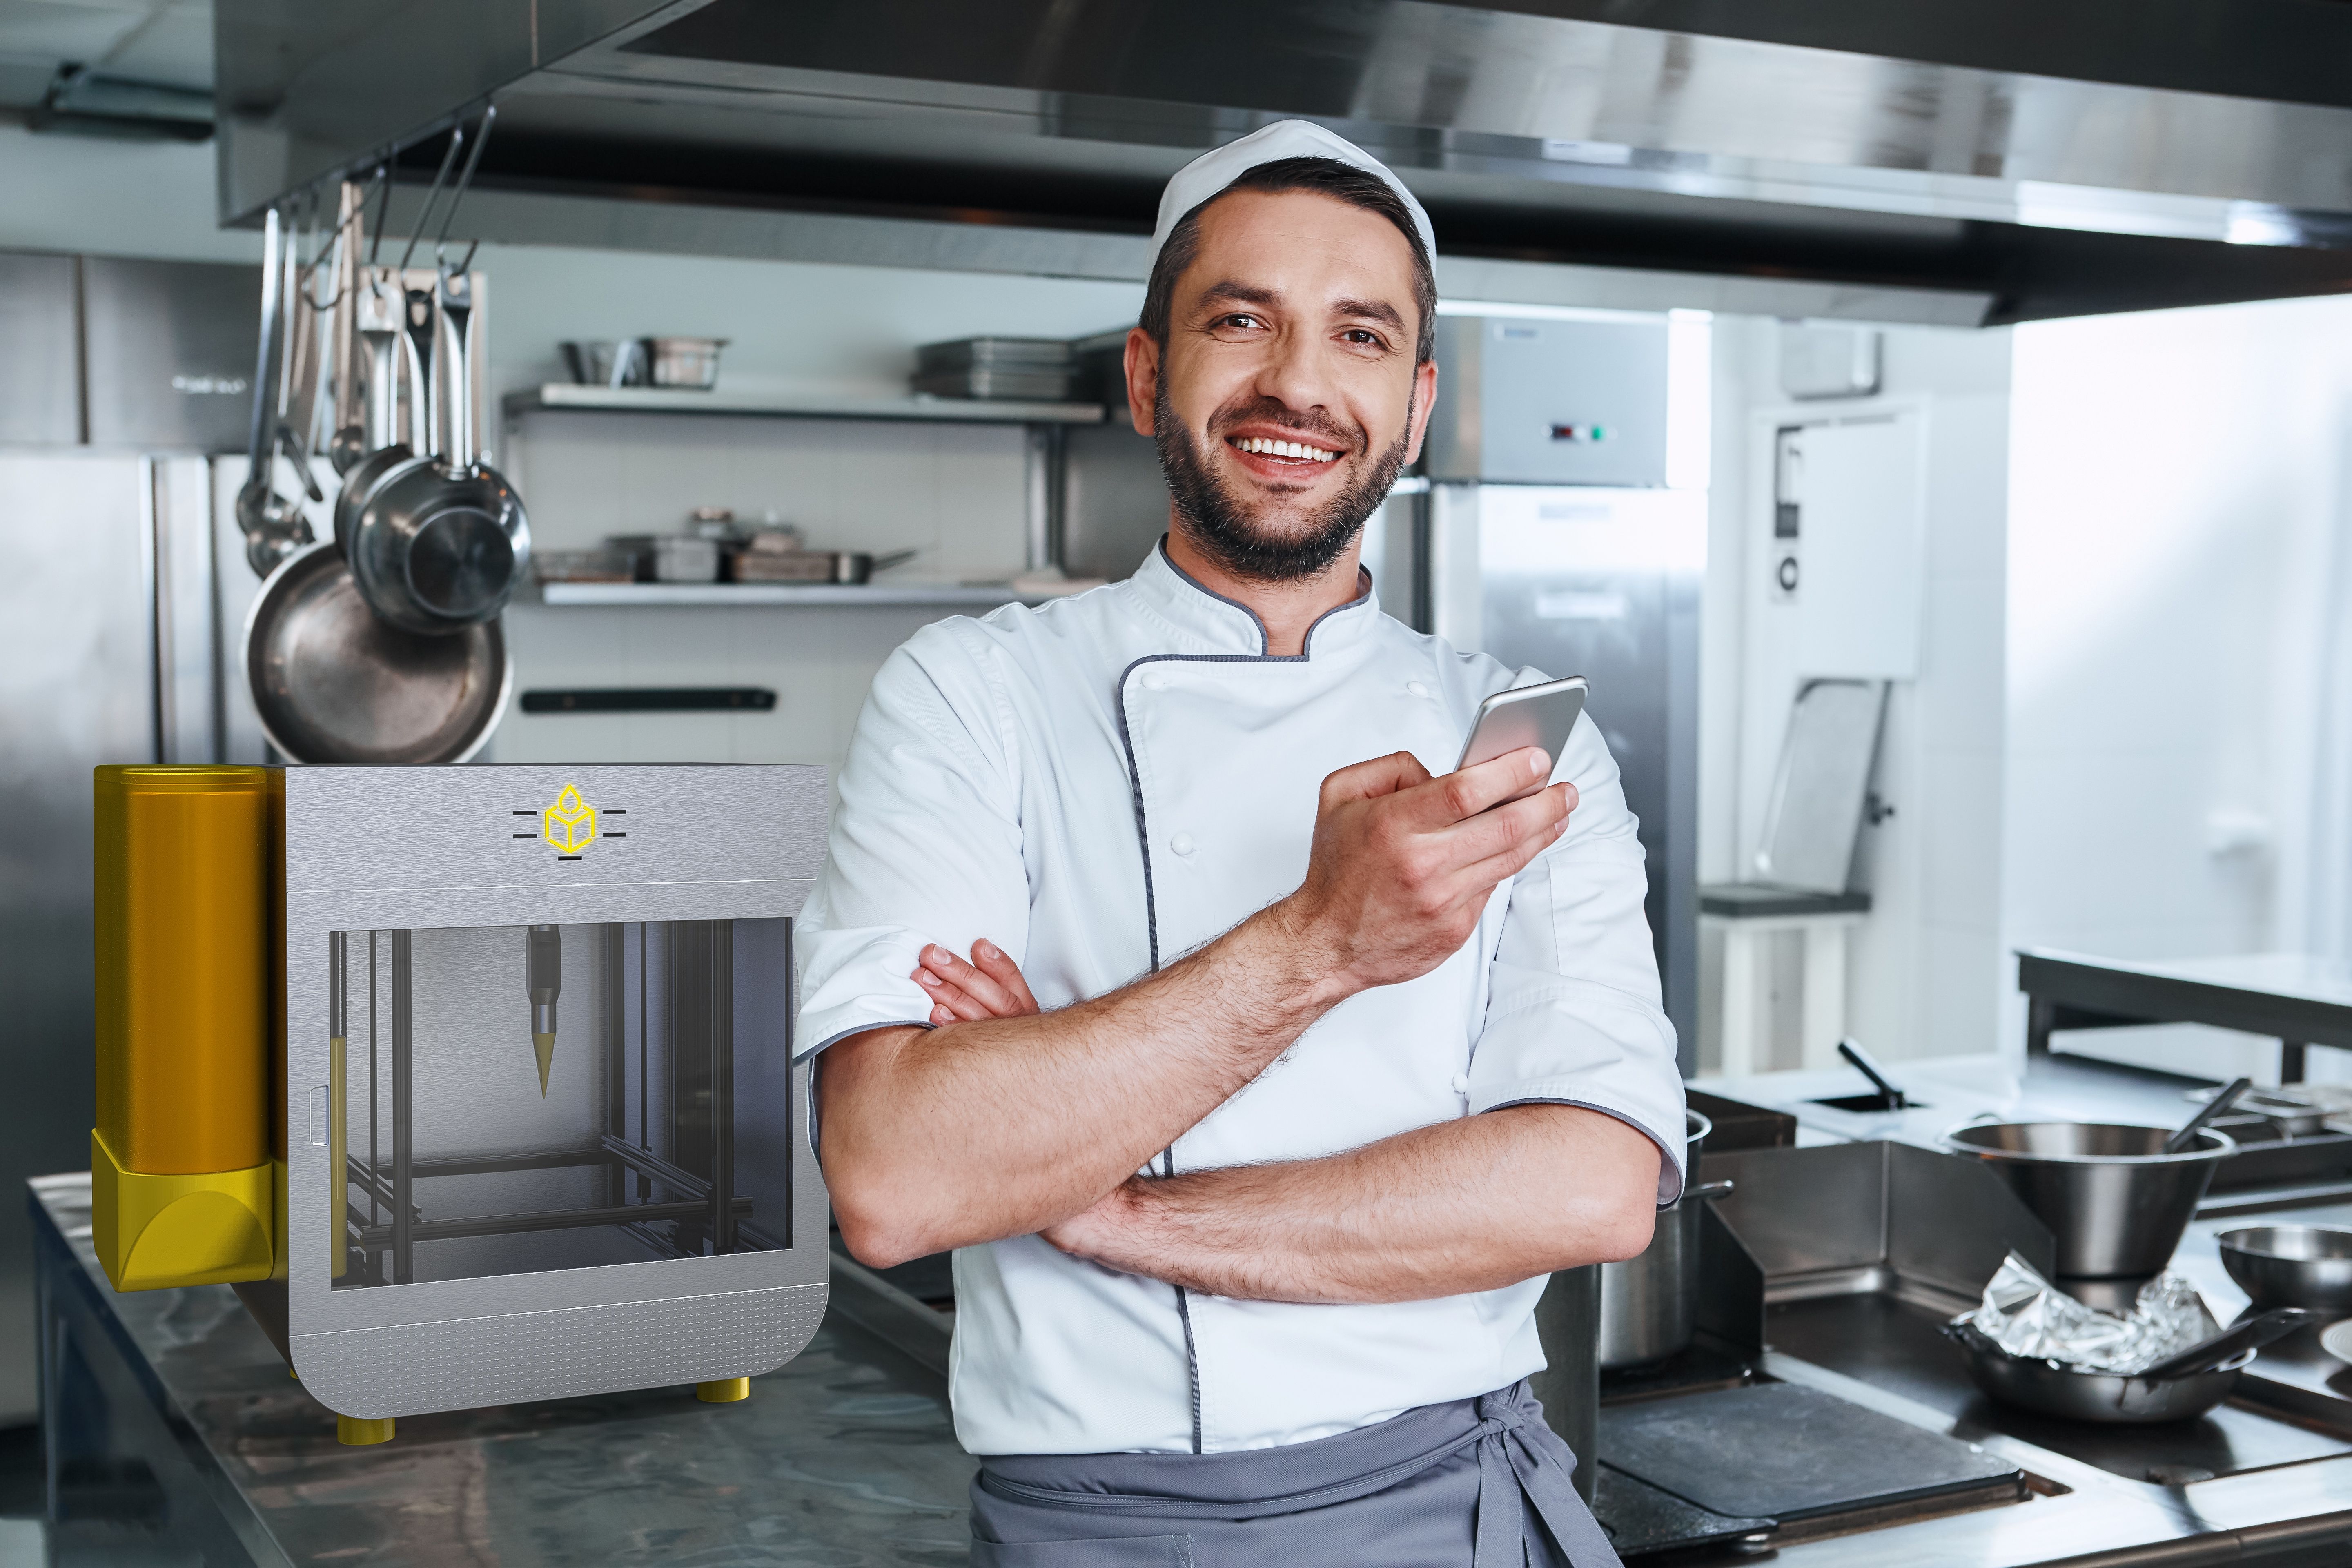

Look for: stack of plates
[913,337,1075,402]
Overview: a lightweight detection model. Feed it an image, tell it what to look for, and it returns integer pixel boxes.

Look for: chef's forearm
[819,901,1354,1267]
[1050,1105,1660,1304]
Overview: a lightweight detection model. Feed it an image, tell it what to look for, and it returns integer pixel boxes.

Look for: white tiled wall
[2002,294,2352,1079]
[487,599,969,777]
[1701,318,2013,1067]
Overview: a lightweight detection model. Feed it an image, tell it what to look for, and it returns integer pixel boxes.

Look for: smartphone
[1454,676,1588,802]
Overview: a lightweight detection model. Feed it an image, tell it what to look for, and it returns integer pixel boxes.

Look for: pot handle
[1688,1180,1735,1202]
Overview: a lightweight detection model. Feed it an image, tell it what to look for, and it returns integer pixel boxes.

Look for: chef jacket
[796,541,1686,1458]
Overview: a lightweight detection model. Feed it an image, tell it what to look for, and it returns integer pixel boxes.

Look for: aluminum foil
[1958,1252,2209,1374]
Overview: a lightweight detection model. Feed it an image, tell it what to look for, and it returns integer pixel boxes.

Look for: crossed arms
[816,747,1663,1305]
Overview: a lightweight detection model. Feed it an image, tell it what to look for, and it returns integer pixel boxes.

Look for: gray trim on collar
[1148,537,1375,660]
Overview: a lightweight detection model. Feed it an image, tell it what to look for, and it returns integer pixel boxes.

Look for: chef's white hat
[1147,119,1435,272]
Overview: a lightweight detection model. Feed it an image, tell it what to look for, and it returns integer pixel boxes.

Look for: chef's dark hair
[1139,157,1437,365]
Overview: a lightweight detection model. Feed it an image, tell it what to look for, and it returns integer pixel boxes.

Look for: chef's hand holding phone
[1453,676,1588,806]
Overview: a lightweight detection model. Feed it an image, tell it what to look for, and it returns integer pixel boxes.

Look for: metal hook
[397,125,467,275]
[367,163,392,267]
[434,102,497,276]
[300,166,385,308]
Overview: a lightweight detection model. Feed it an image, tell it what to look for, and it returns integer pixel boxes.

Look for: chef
[796,120,1685,1566]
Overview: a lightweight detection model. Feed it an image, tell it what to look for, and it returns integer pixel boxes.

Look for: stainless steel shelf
[535,581,1047,608]
[504,383,1107,424]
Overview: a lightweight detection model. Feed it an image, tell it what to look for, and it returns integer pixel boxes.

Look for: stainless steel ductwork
[216,0,2352,323]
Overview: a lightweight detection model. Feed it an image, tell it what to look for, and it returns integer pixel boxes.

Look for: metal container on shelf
[644,336,727,390]
[607,534,721,583]
[1941,1121,2236,1278]
[1597,1111,1731,1369]
[913,336,1075,401]
[531,549,634,584]
[560,340,645,388]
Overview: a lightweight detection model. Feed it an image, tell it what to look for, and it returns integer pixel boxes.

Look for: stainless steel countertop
[1688,1053,2352,1566]
[38,1048,2352,1567]
[31,1173,974,1566]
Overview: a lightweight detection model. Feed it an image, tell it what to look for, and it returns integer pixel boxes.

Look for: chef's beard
[1155,383,1414,584]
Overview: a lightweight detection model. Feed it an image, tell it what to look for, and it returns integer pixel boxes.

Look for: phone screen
[1455,678,1588,799]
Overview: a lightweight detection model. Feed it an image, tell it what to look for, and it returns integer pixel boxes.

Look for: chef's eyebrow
[1194,281,1282,314]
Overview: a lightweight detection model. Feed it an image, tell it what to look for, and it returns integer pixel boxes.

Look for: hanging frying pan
[245,541,510,764]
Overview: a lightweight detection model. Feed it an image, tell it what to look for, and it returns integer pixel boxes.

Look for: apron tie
[1470,1388,1622,1568]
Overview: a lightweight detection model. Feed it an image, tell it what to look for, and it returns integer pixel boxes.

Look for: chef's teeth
[1232,436,1338,461]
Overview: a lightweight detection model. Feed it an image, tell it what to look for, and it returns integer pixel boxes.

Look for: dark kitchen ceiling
[214,0,2352,324]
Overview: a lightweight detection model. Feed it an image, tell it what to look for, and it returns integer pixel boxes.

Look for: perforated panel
[292,1282,826,1419]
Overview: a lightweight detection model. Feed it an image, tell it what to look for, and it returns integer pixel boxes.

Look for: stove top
[1766,1292,2352,1486]
[1592,1342,2031,1557]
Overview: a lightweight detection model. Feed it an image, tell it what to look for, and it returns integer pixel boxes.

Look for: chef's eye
[1213,313,1265,332]
[1340,328,1389,349]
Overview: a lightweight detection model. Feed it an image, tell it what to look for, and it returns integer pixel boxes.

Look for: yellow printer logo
[541,784,599,854]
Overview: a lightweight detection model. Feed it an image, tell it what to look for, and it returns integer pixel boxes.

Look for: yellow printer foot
[336,1415,396,1446]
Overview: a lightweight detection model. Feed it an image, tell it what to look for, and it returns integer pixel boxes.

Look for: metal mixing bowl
[1941,1121,2236,1277]
[2220,1225,2352,1313]
[1942,1319,2250,1424]
[245,543,510,764]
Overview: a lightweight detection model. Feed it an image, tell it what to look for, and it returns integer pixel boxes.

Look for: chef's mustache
[1207,396,1363,456]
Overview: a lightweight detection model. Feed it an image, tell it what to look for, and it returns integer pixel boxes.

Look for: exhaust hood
[215,0,2352,325]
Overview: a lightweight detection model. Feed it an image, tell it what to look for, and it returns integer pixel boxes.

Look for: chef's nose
[1251,323,1330,419]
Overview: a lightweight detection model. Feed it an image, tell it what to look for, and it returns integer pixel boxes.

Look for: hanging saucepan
[333,268,428,563]
[246,540,510,764]
[345,263,531,634]
[335,132,461,558]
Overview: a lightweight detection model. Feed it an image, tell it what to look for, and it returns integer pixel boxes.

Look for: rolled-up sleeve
[795,621,1029,1060]
[1467,706,1688,1204]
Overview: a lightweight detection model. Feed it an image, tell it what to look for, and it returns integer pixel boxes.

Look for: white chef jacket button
[1449,1073,1470,1096]
[1141,671,1166,691]
[1170,832,1196,857]
[1407,680,1431,697]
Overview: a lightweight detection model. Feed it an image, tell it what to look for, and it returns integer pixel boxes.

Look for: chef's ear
[1124,326,1160,439]
[1403,356,1439,466]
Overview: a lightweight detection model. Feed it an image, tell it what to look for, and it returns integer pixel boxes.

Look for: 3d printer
[92,763,830,1444]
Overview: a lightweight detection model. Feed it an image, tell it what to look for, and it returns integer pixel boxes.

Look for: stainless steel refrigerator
[1419,312,1704,1074]
[0,252,268,1423]
[1423,482,1703,1070]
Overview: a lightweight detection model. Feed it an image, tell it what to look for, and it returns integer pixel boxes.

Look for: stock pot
[1597,1112,1734,1370]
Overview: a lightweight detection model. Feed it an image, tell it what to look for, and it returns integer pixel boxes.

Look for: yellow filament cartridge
[91,766,277,1291]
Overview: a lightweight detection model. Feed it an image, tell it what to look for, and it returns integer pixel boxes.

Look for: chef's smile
[1223,426,1349,477]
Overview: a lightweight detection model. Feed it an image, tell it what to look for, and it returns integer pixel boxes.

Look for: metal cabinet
[0,253,79,445]
[82,257,261,452]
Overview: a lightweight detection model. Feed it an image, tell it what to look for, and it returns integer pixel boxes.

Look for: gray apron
[968,1380,1621,1567]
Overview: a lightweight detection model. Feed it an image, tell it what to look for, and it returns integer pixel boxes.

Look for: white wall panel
[2003,292,2352,1079]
